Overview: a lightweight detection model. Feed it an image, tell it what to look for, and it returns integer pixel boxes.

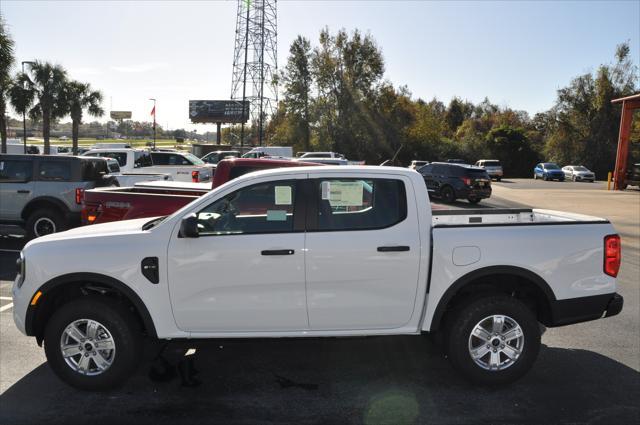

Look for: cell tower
[230,0,278,146]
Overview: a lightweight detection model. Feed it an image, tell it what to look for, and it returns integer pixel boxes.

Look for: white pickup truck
[12,166,623,390]
[82,148,213,183]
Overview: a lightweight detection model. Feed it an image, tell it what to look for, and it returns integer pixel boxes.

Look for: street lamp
[21,61,36,154]
[149,98,156,149]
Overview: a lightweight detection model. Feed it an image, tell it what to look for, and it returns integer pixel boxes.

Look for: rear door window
[38,161,71,181]
[315,178,406,231]
[0,160,33,182]
[135,151,153,167]
[93,152,127,167]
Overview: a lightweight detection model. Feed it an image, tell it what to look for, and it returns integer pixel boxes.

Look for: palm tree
[0,13,15,153]
[14,61,68,154]
[64,81,104,155]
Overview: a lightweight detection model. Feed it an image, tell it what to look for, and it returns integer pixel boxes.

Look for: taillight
[604,234,621,277]
[192,170,200,183]
[461,177,471,186]
[75,188,85,205]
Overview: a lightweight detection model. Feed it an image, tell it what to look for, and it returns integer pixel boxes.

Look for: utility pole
[149,98,156,149]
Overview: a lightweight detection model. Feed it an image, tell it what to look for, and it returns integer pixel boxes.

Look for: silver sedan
[562,165,596,182]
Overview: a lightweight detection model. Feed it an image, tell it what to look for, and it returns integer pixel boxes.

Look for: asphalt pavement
[0,179,638,425]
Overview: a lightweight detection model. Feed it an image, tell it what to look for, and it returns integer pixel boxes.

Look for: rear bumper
[459,187,492,200]
[549,293,623,327]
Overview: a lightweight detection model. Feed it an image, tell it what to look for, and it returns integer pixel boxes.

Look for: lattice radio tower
[231,0,278,146]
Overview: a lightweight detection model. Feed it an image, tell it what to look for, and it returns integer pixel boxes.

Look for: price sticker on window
[274,186,292,205]
[323,181,364,206]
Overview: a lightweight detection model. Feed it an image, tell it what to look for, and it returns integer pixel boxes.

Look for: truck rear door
[304,174,422,330]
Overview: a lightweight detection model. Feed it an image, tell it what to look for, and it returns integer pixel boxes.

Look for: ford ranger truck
[13,166,623,390]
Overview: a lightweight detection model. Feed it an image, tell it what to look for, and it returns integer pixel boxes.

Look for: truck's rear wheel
[44,296,142,391]
[445,295,540,385]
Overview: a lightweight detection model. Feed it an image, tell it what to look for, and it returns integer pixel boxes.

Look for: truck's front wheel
[446,296,540,385]
[44,296,142,391]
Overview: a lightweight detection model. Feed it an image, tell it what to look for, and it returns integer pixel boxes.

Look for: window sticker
[327,181,364,207]
[321,181,331,200]
[0,162,4,171]
[274,186,292,205]
[266,210,287,221]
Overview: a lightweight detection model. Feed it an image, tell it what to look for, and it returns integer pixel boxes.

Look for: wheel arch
[428,266,556,332]
[21,196,70,221]
[25,272,158,344]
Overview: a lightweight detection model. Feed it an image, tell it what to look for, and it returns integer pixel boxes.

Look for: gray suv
[0,155,115,239]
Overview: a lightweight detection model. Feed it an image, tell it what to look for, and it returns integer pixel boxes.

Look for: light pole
[21,61,36,154]
[149,98,156,149]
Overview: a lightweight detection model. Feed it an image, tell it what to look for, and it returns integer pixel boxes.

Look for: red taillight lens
[191,171,200,183]
[604,234,621,277]
[461,177,471,186]
[75,188,85,205]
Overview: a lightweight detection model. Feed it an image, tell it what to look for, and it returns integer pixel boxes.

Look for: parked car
[0,154,116,239]
[12,166,623,390]
[409,160,429,170]
[82,148,212,183]
[624,163,640,188]
[561,165,595,182]
[299,151,345,159]
[534,163,565,181]
[475,159,503,181]
[201,150,240,165]
[99,157,172,186]
[419,162,491,204]
[81,158,322,225]
[242,146,293,158]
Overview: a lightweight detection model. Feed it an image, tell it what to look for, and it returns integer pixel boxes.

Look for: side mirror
[179,214,199,238]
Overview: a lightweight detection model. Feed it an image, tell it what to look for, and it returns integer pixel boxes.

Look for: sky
[2,0,639,133]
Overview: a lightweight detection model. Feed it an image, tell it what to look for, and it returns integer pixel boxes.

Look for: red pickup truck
[81,158,319,225]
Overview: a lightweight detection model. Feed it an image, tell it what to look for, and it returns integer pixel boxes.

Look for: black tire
[496,177,501,182]
[468,198,481,204]
[44,296,142,391]
[543,174,548,181]
[445,295,540,386]
[571,175,576,182]
[25,208,66,240]
[440,186,456,203]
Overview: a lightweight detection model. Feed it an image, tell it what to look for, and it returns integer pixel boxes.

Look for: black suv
[0,155,116,238]
[418,162,492,204]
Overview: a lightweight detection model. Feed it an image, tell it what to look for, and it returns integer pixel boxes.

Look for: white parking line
[0,297,12,301]
[0,303,13,312]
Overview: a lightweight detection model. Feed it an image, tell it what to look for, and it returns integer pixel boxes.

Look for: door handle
[17,190,30,194]
[261,249,295,256]
[377,246,410,252]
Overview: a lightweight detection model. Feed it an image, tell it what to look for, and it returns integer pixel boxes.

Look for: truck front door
[167,177,308,332]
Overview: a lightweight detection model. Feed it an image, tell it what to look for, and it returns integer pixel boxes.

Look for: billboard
[110,111,132,120]
[189,100,250,123]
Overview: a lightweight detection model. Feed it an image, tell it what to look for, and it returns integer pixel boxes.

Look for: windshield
[573,166,589,172]
[543,163,560,170]
[483,161,501,167]
[184,153,205,165]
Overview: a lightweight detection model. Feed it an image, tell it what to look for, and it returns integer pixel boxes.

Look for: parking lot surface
[1,179,638,424]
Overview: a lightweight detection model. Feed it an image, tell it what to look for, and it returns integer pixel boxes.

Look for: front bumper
[549,293,623,327]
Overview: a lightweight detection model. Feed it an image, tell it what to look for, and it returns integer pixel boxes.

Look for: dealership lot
[0,179,638,425]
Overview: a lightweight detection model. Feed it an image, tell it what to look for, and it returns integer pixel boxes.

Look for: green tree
[282,36,313,151]
[485,126,539,177]
[12,61,68,154]
[64,80,104,155]
[0,13,15,153]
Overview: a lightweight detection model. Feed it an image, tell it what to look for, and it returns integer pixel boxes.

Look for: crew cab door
[304,173,421,330]
[167,176,308,332]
